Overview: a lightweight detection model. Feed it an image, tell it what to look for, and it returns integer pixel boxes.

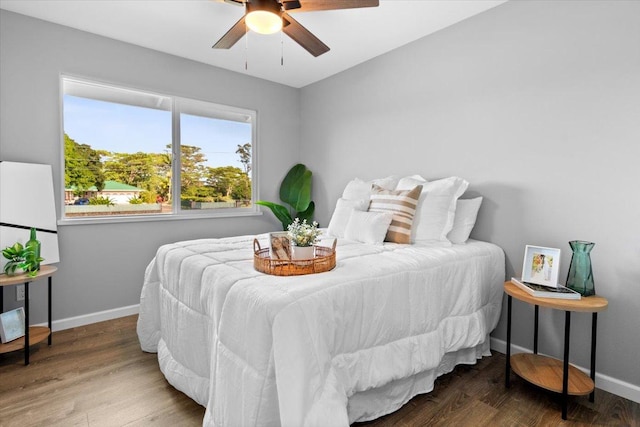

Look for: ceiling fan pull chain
[280,30,284,66]
[245,24,249,70]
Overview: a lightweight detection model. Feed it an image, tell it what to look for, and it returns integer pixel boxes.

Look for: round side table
[0,265,57,365]
[503,280,608,420]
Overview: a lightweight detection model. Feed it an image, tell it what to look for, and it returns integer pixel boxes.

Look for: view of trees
[64,133,252,205]
[236,142,251,174]
[65,134,105,193]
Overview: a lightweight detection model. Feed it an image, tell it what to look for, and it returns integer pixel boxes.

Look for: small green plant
[128,195,144,204]
[256,163,315,231]
[287,218,321,247]
[2,242,44,277]
[89,196,114,206]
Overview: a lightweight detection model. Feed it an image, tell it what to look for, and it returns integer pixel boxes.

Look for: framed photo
[521,245,561,288]
[269,232,291,260]
[0,307,26,343]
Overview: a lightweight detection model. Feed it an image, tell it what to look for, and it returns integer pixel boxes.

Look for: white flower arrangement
[287,218,321,247]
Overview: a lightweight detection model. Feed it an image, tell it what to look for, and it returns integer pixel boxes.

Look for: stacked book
[511,277,581,300]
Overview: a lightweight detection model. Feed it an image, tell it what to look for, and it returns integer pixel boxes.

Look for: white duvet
[137,234,505,426]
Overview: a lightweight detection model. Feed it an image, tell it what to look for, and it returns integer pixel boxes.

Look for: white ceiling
[0,0,507,88]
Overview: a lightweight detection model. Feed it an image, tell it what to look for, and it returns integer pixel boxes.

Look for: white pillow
[342,176,399,203]
[396,174,427,189]
[327,198,369,238]
[342,178,372,202]
[344,210,393,245]
[397,176,469,243]
[370,175,399,191]
[448,197,483,244]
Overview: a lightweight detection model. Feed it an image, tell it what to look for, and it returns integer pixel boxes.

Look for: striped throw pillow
[368,184,422,244]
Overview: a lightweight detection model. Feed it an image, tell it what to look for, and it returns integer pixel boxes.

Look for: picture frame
[0,307,26,343]
[521,245,561,288]
[269,232,291,260]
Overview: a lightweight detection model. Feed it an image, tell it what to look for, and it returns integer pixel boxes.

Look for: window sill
[57,209,263,226]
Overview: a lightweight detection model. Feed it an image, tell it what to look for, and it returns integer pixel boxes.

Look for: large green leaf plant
[256,163,315,230]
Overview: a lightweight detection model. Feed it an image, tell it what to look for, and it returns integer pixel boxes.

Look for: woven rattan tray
[253,238,337,276]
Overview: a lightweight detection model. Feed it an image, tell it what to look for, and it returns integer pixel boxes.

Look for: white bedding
[137,234,505,426]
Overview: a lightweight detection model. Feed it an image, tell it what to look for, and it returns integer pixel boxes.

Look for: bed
[136,233,505,426]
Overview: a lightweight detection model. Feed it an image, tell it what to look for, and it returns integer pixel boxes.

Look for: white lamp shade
[0,161,60,269]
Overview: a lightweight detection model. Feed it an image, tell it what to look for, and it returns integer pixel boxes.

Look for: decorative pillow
[368,184,422,244]
[344,210,393,245]
[447,197,483,244]
[327,198,369,238]
[396,176,469,244]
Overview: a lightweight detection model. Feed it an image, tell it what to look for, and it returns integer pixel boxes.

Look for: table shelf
[0,265,57,287]
[0,266,56,365]
[511,353,594,395]
[0,326,50,354]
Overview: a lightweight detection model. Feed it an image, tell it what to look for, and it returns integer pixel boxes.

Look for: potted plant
[2,242,44,277]
[287,218,322,259]
[256,163,315,231]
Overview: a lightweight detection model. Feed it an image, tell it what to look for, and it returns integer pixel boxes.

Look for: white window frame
[58,76,259,225]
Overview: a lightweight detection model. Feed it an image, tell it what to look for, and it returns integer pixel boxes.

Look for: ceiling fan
[212,0,380,57]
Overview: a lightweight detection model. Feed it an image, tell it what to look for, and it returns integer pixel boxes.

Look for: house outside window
[61,77,257,222]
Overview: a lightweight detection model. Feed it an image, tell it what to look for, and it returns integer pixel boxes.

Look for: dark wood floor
[0,315,638,426]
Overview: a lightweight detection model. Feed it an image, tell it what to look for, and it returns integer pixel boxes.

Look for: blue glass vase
[566,240,595,296]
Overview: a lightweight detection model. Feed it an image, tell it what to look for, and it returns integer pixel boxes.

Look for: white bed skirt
[346,340,490,423]
[157,332,491,424]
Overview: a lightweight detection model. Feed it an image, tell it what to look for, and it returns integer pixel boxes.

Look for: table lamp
[0,161,60,274]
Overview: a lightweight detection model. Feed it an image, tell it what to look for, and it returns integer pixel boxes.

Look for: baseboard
[34,304,140,332]
[491,337,640,404]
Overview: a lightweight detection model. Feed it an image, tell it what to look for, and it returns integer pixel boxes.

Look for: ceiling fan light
[246,10,282,35]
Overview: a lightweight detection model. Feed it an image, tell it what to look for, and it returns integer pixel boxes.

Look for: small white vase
[5,265,25,276]
[291,245,315,260]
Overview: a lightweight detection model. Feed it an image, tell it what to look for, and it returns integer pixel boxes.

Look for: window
[61,77,256,221]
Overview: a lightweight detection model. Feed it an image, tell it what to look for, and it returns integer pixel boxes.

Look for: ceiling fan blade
[212,16,246,49]
[282,0,302,10]
[210,0,245,5]
[288,0,378,13]
[282,14,330,57]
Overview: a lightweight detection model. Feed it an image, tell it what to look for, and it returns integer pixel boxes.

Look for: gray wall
[0,11,299,321]
[300,1,640,390]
